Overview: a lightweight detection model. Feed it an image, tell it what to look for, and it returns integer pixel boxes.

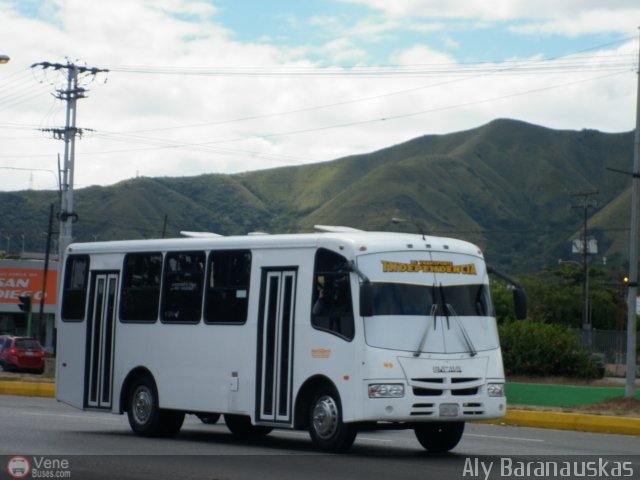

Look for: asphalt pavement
[1,375,639,436]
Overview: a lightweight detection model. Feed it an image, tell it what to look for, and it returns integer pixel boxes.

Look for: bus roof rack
[180,231,223,238]
[314,225,365,233]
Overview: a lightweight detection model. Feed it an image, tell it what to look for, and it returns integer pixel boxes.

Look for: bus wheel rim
[132,386,153,424]
[312,395,339,440]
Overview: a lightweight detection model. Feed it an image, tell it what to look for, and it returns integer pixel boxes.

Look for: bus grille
[411,377,482,397]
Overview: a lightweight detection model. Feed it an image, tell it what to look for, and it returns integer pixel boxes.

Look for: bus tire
[414,421,465,453]
[159,410,185,437]
[308,389,357,453]
[126,375,184,438]
[224,414,273,437]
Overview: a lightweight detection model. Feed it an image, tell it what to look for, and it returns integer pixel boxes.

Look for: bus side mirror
[513,287,527,320]
[360,282,373,317]
[487,265,527,320]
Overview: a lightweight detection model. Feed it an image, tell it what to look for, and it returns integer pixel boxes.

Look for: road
[1,395,639,480]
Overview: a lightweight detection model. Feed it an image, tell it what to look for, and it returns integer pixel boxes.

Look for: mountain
[0,118,635,273]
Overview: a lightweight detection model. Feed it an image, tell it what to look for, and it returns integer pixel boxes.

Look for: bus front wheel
[308,389,357,453]
[414,421,465,453]
[126,375,184,438]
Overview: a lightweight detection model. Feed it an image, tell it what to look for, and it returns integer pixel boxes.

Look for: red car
[0,336,45,374]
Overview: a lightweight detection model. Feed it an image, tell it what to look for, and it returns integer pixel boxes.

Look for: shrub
[499,320,599,379]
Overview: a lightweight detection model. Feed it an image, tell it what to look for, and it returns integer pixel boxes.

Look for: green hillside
[0,118,635,273]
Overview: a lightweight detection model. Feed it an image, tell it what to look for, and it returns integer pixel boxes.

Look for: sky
[0,0,638,192]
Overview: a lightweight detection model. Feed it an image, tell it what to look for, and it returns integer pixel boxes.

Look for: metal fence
[575,328,639,364]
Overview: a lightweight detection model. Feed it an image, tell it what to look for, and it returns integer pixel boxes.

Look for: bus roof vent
[180,231,223,238]
[314,225,365,233]
[248,231,270,236]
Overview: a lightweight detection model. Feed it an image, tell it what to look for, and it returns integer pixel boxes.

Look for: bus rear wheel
[308,389,357,453]
[224,414,273,438]
[414,421,465,453]
[126,375,184,438]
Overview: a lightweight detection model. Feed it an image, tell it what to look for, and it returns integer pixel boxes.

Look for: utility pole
[570,189,598,335]
[31,61,108,263]
[38,204,55,347]
[625,33,640,399]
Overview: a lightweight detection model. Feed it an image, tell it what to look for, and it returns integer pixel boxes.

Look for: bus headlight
[368,383,405,398]
[487,383,505,397]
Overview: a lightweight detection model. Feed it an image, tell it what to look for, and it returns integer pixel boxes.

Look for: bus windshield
[368,282,493,317]
[362,281,498,353]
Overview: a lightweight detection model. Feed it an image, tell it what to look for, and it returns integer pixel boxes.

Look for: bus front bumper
[358,381,507,423]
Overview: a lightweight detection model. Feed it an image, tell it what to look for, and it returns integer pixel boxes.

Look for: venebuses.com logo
[7,456,30,479]
[6,456,72,479]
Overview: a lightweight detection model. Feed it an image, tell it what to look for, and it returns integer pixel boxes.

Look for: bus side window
[61,255,90,321]
[120,252,162,322]
[161,251,205,323]
[204,250,251,324]
[311,248,354,341]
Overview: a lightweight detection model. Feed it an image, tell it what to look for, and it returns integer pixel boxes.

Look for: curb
[0,381,54,398]
[1,381,639,437]
[483,409,640,437]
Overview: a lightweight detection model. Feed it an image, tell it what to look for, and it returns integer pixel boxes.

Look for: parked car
[0,335,9,368]
[0,336,45,374]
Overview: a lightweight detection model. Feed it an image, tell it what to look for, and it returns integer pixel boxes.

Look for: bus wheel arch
[294,375,337,430]
[122,368,184,438]
[119,367,154,414]
[295,376,357,453]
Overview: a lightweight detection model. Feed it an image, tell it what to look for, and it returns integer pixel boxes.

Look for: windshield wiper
[413,303,438,357]
[445,303,477,357]
[439,284,451,329]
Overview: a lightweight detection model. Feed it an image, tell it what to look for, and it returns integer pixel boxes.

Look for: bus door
[256,268,297,424]
[85,272,119,409]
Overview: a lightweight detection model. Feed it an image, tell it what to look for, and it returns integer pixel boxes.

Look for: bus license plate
[439,403,459,417]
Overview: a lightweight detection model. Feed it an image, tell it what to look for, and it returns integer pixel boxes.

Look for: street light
[0,54,10,64]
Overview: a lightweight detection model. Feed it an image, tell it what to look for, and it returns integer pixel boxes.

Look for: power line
[3,69,625,164]
[0,40,635,171]
[102,49,636,78]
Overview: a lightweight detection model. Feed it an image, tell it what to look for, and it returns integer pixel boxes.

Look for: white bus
[55,226,525,453]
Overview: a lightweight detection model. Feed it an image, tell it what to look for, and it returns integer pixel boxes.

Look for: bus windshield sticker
[381,260,477,275]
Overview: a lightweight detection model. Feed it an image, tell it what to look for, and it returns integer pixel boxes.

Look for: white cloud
[338,0,640,34]
[0,0,637,194]
[510,8,640,37]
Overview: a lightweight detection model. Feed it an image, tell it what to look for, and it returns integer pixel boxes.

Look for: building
[0,259,57,350]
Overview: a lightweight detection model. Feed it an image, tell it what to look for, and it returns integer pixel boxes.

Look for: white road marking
[19,411,123,422]
[466,433,544,443]
[269,430,393,443]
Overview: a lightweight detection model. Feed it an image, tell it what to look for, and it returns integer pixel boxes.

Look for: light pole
[570,190,598,332]
[558,258,589,331]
